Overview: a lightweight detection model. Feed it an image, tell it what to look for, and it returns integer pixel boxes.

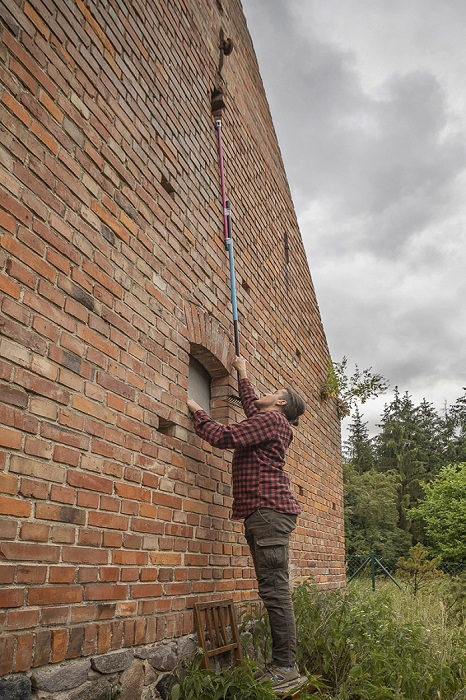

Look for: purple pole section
[215,119,229,241]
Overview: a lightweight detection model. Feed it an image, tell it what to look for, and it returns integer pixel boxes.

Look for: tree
[374,390,429,534]
[343,463,411,559]
[442,390,466,465]
[396,543,444,597]
[343,407,374,472]
[409,463,466,561]
[321,356,389,419]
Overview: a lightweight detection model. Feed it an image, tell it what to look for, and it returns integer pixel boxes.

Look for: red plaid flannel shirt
[192,378,301,520]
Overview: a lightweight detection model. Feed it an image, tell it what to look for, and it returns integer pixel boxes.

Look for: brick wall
[0,0,345,677]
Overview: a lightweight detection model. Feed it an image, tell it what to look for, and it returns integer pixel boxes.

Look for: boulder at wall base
[91,650,134,674]
[30,660,91,692]
[118,660,145,700]
[147,645,177,671]
[68,678,113,700]
[0,676,31,700]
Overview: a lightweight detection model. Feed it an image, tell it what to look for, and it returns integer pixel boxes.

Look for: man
[187,356,306,694]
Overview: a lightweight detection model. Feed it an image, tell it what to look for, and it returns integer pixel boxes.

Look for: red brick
[16,565,47,584]
[1,233,56,282]
[0,634,15,675]
[19,477,49,500]
[115,482,151,502]
[50,484,76,504]
[0,473,18,495]
[29,586,82,606]
[6,258,37,288]
[0,565,15,584]
[67,470,113,494]
[0,0,347,675]
[15,631,35,672]
[7,608,40,630]
[85,584,127,601]
[35,503,84,525]
[112,550,148,566]
[2,91,31,126]
[130,583,163,599]
[40,422,89,449]
[51,628,69,663]
[0,587,25,607]
[102,531,123,548]
[0,272,21,298]
[78,529,102,547]
[13,369,70,405]
[0,426,22,449]
[62,546,108,565]
[48,564,75,582]
[0,543,59,562]
[88,511,129,530]
[20,522,49,541]
[33,629,51,667]
[3,31,57,97]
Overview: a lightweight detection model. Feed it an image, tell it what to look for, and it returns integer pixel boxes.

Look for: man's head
[255,387,306,426]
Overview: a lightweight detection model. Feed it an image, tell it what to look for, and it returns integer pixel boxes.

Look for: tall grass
[169,577,466,700]
[293,577,466,699]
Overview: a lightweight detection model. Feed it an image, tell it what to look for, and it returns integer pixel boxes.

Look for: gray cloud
[242,0,466,424]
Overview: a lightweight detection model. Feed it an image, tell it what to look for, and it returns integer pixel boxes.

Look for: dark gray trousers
[244,508,297,667]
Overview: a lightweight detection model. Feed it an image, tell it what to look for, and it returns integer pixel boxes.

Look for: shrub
[293,578,466,699]
[169,649,276,700]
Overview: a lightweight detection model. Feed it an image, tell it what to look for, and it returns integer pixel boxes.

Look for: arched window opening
[189,355,212,412]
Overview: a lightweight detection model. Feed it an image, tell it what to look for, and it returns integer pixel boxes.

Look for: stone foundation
[0,636,197,700]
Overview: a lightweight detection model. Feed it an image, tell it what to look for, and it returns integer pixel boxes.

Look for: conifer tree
[374,390,428,534]
[343,407,374,472]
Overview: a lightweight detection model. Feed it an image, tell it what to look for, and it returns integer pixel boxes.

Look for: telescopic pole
[215,119,240,356]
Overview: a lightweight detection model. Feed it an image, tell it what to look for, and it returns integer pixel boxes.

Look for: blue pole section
[225,201,240,355]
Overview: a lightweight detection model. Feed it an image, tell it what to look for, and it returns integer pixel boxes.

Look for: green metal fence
[346,554,466,589]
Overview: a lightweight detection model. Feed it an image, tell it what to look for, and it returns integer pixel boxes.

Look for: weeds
[169,649,276,700]
[293,578,466,699]
[169,578,465,699]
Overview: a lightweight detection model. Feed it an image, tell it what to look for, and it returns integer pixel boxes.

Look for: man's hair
[282,388,306,426]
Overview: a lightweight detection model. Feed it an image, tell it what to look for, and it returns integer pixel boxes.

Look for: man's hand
[187,398,202,414]
[232,356,247,378]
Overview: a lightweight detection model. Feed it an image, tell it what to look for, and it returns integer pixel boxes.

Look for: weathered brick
[84,584,127,601]
[0,587,25,608]
[10,455,65,483]
[28,586,82,606]
[0,542,59,562]
[35,503,85,525]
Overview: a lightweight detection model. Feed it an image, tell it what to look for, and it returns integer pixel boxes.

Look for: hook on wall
[217,28,234,78]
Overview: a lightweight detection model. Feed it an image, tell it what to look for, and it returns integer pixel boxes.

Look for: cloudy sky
[241,0,466,434]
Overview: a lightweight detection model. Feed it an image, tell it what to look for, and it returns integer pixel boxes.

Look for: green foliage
[344,388,466,556]
[343,407,374,472]
[238,601,271,664]
[322,357,388,419]
[169,649,276,700]
[343,463,411,558]
[375,390,433,534]
[442,572,466,625]
[395,543,444,597]
[442,390,466,464]
[172,580,466,700]
[292,578,466,699]
[409,463,466,561]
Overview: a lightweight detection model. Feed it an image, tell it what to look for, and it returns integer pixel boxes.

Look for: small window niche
[189,355,212,413]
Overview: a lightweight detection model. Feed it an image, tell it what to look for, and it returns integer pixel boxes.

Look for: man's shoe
[258,663,301,686]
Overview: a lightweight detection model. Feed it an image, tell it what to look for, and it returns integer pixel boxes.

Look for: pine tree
[442,390,466,464]
[343,407,374,472]
[374,390,428,535]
